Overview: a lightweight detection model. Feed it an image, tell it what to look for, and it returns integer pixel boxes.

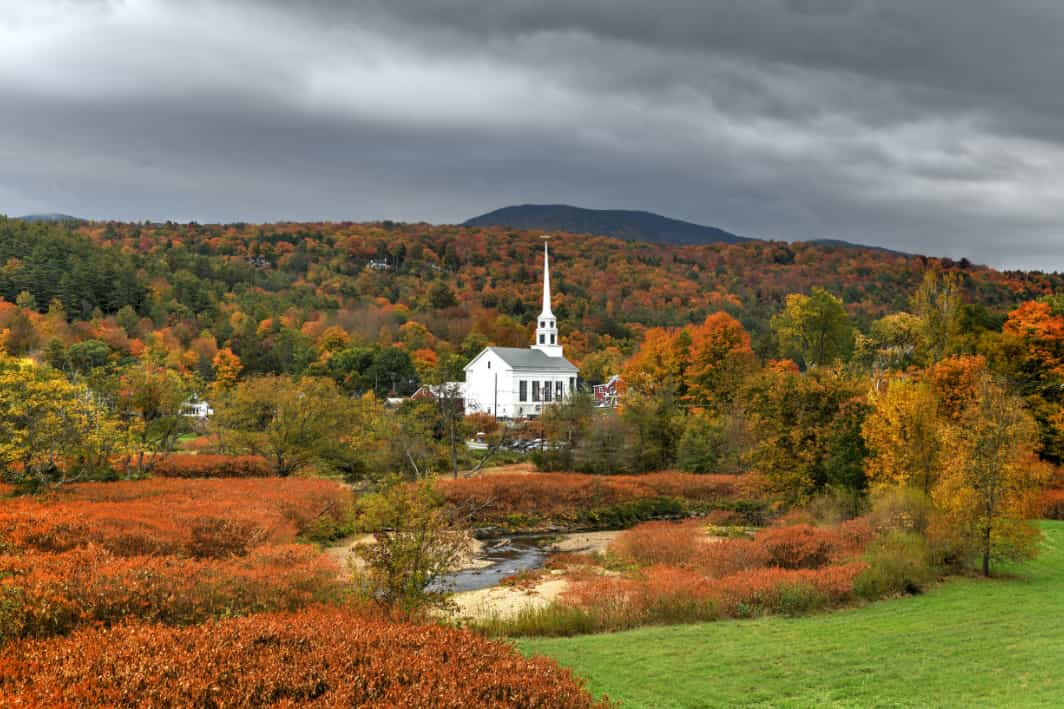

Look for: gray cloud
[2,0,1064,270]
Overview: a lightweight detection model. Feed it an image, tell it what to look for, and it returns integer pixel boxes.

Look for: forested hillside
[0,216,1057,388]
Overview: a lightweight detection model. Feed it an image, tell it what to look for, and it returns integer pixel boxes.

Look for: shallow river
[433,535,557,593]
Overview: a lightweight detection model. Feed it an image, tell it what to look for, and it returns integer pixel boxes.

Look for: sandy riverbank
[324,533,489,578]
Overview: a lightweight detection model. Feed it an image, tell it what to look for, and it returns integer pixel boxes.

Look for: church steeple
[532,238,563,357]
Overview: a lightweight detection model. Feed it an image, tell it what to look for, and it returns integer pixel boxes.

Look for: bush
[550,560,866,632]
[694,538,771,578]
[753,524,845,569]
[609,520,703,567]
[854,531,936,599]
[806,487,865,525]
[0,544,342,641]
[0,478,355,557]
[867,487,935,535]
[710,563,866,617]
[1042,489,1064,520]
[586,497,684,528]
[150,454,273,478]
[436,472,742,528]
[0,609,610,707]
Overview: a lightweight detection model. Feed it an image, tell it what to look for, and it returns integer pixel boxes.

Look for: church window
[519,380,527,402]
[543,381,552,402]
[539,334,544,344]
[550,334,556,345]
[569,377,576,392]
[540,320,545,328]
[532,381,540,401]
[487,361,491,369]
[555,381,563,398]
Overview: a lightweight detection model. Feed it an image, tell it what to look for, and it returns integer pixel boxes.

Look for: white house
[180,396,214,418]
[463,239,578,419]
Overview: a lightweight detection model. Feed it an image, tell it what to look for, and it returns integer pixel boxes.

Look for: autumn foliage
[0,478,357,641]
[436,472,743,525]
[1042,489,1064,520]
[504,519,874,635]
[0,608,609,708]
[0,545,341,640]
[0,478,355,557]
[150,453,273,478]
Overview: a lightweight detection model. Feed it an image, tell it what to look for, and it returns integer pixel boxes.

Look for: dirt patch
[551,530,622,555]
[449,573,569,621]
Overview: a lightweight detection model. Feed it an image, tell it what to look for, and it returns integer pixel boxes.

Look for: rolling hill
[463,204,753,246]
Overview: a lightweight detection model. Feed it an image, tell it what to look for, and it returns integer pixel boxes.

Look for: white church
[463,239,579,419]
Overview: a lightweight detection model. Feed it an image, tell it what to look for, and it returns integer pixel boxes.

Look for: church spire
[541,239,554,318]
[532,237,563,357]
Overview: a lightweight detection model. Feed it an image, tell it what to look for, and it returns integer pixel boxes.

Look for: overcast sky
[3,1,1064,270]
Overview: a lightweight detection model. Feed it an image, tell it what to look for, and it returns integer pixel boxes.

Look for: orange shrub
[0,609,609,707]
[150,454,273,478]
[437,472,741,522]
[710,562,867,616]
[635,473,740,501]
[0,544,342,640]
[0,478,354,556]
[753,525,846,569]
[694,538,772,578]
[562,560,866,625]
[179,435,215,452]
[609,520,703,566]
[633,564,719,621]
[1042,489,1064,520]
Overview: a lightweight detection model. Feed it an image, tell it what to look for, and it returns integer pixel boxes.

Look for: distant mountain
[463,204,753,246]
[16,213,85,223]
[808,238,911,258]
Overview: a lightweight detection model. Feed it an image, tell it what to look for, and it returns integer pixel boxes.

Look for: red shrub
[1042,489,1064,520]
[563,560,866,625]
[437,472,741,522]
[609,520,703,566]
[753,524,845,569]
[0,478,354,557]
[179,435,215,452]
[633,473,740,501]
[634,565,719,620]
[836,517,876,553]
[694,538,772,578]
[150,454,273,478]
[0,544,342,639]
[0,609,609,707]
[710,562,866,616]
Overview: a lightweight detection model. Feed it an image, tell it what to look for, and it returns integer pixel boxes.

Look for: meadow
[519,521,1064,708]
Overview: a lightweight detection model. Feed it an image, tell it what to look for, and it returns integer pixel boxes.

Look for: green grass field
[520,521,1064,708]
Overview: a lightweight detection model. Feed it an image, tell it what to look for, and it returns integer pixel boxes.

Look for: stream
[432,535,557,593]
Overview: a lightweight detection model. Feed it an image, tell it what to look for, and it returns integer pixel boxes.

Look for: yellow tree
[211,375,352,477]
[936,373,1049,576]
[211,347,243,394]
[910,270,961,363]
[771,288,854,369]
[621,327,686,396]
[0,355,130,491]
[862,378,943,494]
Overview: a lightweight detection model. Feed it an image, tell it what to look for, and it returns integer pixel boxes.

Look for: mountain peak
[462,204,752,246]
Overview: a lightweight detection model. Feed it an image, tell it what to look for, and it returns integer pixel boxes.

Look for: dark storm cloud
[2,1,1064,269]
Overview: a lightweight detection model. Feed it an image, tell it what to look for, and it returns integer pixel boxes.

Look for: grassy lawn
[519,521,1064,708]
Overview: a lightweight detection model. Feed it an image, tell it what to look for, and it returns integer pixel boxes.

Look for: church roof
[467,347,578,372]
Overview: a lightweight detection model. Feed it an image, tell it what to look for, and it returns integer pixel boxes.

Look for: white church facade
[463,239,579,418]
